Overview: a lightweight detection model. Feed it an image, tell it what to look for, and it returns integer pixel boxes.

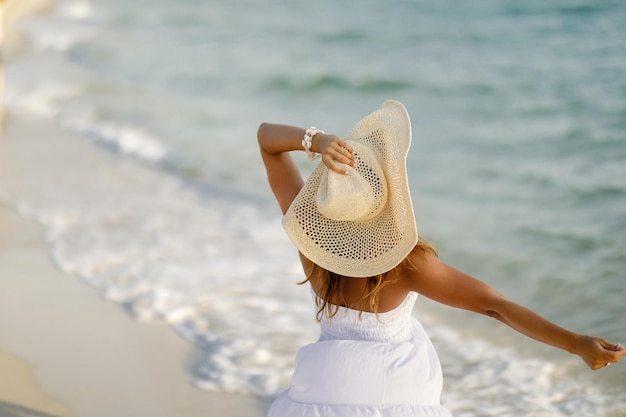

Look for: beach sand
[0,2,271,416]
[0,350,73,417]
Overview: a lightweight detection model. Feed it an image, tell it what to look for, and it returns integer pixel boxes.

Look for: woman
[258,100,624,417]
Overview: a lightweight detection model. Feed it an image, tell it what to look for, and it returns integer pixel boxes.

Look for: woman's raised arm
[257,123,356,214]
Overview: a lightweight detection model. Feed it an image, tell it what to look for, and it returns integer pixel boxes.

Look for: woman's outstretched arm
[404,250,626,370]
[257,123,355,214]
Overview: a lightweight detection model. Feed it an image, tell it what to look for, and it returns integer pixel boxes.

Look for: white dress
[267,288,453,417]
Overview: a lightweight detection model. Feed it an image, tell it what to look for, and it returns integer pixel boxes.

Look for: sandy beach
[0,1,271,416]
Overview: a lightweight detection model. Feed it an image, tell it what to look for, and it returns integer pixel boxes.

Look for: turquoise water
[3,0,625,415]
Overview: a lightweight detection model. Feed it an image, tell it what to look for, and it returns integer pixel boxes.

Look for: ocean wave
[432,322,610,417]
[502,2,616,17]
[60,115,169,163]
[318,29,368,43]
[4,80,170,164]
[262,74,413,94]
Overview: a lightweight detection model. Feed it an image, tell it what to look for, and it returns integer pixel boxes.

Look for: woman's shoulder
[398,243,439,274]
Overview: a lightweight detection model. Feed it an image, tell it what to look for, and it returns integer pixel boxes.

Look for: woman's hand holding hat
[316,134,357,175]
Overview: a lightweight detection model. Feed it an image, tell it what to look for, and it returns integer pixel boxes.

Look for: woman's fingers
[332,141,357,167]
[321,136,357,174]
[609,342,624,351]
[322,152,352,175]
[586,338,626,370]
[609,342,626,362]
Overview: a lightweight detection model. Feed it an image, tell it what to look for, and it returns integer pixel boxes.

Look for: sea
[2,0,625,416]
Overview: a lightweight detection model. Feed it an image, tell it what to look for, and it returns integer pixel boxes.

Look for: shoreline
[0,205,270,417]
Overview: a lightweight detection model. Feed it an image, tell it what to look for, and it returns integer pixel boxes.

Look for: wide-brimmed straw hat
[282,100,417,277]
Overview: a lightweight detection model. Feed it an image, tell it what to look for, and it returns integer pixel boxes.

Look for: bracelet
[302,127,324,160]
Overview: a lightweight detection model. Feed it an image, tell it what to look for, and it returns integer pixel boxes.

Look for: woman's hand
[573,335,625,370]
[316,133,357,175]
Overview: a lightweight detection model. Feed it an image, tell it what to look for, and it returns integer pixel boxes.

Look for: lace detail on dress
[311,287,418,344]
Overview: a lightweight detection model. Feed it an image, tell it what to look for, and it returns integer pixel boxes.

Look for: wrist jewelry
[302,127,324,160]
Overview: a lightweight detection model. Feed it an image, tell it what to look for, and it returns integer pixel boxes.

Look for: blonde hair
[300,238,438,321]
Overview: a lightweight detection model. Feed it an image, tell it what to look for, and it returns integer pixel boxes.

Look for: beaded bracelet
[302,127,324,160]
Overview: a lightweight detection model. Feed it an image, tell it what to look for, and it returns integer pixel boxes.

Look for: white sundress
[267,288,453,417]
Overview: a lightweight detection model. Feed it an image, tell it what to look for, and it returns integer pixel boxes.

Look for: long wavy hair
[300,238,438,321]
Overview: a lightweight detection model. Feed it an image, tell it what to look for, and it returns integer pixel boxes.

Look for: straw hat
[282,100,417,277]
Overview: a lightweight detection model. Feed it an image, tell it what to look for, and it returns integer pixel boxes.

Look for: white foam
[3,81,83,118]
[57,1,95,20]
[23,6,97,51]
[61,116,168,162]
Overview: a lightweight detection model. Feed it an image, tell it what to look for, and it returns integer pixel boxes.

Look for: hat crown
[316,142,388,222]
